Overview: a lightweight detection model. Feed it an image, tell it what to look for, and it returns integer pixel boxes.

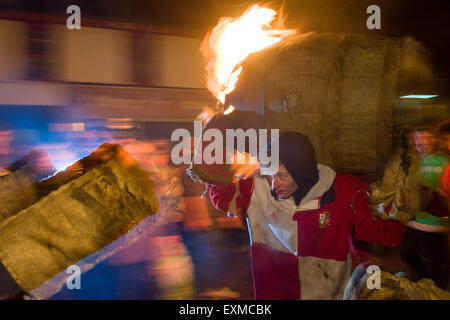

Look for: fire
[223,105,235,115]
[202,4,297,105]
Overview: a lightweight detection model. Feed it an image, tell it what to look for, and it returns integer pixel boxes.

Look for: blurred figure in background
[414,126,448,190]
[400,125,449,289]
[146,140,194,300]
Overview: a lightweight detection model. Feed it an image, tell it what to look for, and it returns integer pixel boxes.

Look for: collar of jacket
[294,164,336,208]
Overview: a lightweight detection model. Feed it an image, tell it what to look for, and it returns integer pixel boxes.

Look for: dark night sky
[1,0,449,80]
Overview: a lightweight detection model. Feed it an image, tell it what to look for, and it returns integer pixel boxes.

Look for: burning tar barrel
[0,143,159,293]
[224,33,423,177]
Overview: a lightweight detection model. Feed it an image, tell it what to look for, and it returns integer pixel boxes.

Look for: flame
[223,105,235,115]
[202,4,296,104]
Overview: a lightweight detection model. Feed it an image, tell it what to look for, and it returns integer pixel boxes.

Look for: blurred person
[398,125,449,289]
[413,126,448,189]
[146,141,194,300]
[413,126,449,210]
[207,132,406,299]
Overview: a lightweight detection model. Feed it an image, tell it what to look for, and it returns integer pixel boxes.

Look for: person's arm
[352,182,407,247]
[208,177,254,214]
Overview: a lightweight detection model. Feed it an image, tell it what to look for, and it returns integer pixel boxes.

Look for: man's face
[266,164,298,199]
[413,131,435,155]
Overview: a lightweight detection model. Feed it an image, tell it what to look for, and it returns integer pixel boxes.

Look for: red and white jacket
[208,164,406,300]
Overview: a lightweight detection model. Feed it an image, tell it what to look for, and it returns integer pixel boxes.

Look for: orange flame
[201,4,296,104]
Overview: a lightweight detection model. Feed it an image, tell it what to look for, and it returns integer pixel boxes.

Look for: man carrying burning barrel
[192,128,406,299]
[191,3,450,299]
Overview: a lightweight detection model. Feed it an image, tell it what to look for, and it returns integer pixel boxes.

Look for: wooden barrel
[227,33,405,176]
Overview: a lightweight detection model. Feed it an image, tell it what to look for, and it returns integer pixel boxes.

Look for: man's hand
[229,149,259,182]
[64,161,85,179]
